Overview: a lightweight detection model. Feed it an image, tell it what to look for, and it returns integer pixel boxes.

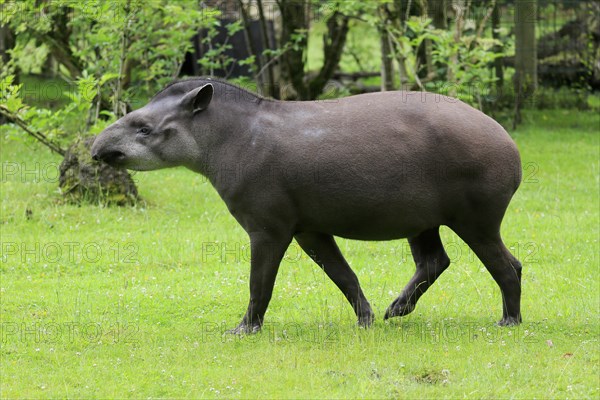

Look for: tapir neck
[188,96,283,186]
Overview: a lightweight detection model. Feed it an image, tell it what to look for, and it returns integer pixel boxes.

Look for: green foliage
[384,15,508,108]
[2,0,593,126]
[128,2,218,89]
[8,39,49,75]
[197,21,232,75]
[386,17,437,83]
[1,75,24,114]
[1,0,221,146]
[339,21,380,73]
[1,72,114,148]
[429,31,506,107]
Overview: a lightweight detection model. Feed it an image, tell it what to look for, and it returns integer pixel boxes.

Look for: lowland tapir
[91,78,523,334]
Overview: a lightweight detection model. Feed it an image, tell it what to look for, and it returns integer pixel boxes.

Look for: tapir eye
[137,127,151,136]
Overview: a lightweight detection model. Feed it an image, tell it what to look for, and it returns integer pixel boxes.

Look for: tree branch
[0,105,66,156]
[476,0,496,40]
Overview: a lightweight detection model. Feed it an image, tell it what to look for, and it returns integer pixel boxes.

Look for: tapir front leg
[227,231,292,334]
[295,232,374,327]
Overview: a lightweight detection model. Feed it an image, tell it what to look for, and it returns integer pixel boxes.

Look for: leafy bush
[1,0,221,144]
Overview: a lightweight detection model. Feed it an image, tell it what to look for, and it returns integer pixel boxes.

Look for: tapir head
[91,83,214,171]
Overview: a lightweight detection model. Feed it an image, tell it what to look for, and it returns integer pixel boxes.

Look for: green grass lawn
[1,109,598,398]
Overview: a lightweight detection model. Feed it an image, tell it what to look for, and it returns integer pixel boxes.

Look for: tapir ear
[181,83,213,113]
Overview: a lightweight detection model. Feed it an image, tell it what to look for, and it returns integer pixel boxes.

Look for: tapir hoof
[384,300,415,320]
[497,316,522,327]
[226,322,262,335]
[357,312,375,328]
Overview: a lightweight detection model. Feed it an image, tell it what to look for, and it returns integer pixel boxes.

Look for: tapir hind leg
[384,227,450,320]
[451,226,522,326]
[295,232,374,327]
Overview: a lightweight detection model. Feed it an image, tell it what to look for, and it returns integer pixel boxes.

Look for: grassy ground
[1,109,598,398]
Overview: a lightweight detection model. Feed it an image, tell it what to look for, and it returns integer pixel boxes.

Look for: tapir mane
[151,76,274,104]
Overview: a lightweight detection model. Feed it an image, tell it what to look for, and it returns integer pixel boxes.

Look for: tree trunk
[238,0,263,90]
[379,26,395,91]
[378,3,396,91]
[59,138,138,206]
[279,0,309,100]
[0,24,14,66]
[256,0,278,98]
[513,0,537,128]
[114,0,132,119]
[38,5,83,79]
[431,0,447,29]
[307,11,350,99]
[278,1,350,100]
[420,0,435,80]
[492,2,503,89]
[0,24,16,124]
[447,0,466,93]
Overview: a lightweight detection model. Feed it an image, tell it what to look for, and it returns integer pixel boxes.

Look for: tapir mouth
[92,151,169,171]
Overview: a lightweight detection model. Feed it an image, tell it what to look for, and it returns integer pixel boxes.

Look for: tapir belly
[287,160,467,240]
[296,204,443,240]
